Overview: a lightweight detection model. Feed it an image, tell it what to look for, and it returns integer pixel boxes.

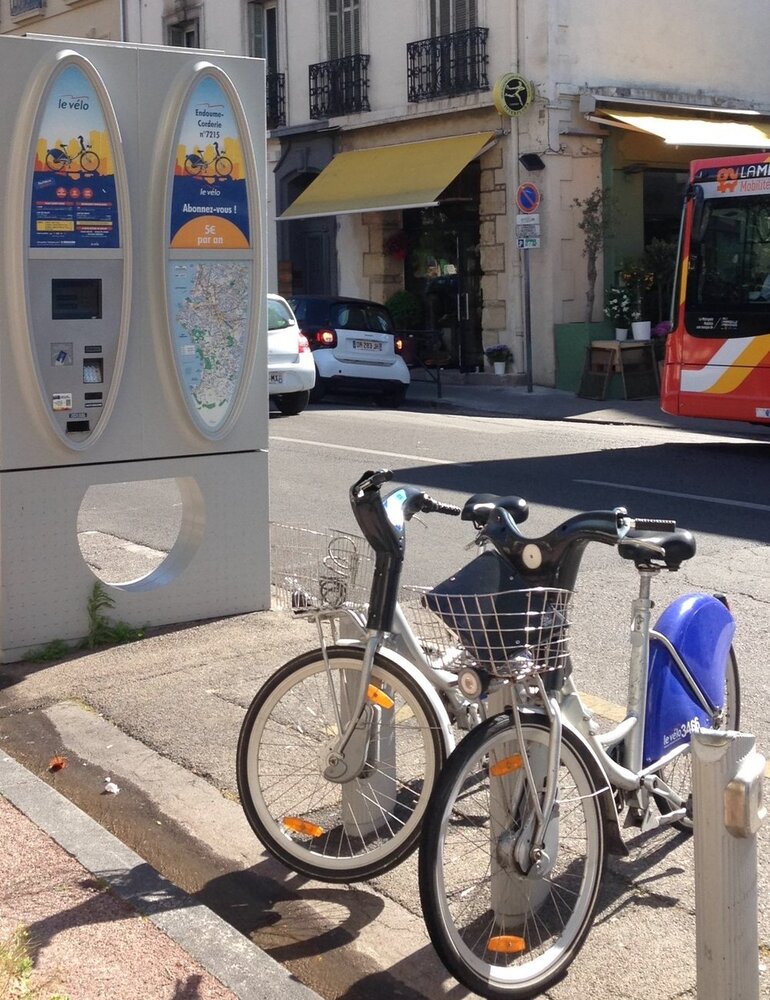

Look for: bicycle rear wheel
[184,156,204,176]
[654,645,740,831]
[419,711,607,999]
[237,646,445,882]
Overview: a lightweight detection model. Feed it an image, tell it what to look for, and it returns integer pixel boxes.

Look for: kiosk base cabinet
[0,452,269,662]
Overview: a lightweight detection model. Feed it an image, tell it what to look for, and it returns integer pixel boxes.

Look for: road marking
[575,479,770,513]
[272,436,455,466]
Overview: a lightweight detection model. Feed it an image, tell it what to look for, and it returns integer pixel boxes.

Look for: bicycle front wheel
[237,646,445,882]
[214,156,233,177]
[79,150,100,173]
[419,711,607,999]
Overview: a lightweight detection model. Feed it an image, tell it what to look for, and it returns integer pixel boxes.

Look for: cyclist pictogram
[183,141,233,180]
[45,135,100,176]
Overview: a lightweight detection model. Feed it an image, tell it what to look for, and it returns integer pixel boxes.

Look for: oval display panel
[166,71,253,437]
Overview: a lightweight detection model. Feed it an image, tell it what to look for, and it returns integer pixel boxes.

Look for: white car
[267,293,316,415]
[289,295,411,407]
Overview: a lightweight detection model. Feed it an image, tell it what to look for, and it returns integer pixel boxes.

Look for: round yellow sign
[492,74,534,117]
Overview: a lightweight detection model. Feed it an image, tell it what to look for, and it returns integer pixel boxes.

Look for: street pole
[523,249,533,393]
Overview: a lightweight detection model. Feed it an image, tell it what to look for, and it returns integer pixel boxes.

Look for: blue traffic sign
[516,182,541,214]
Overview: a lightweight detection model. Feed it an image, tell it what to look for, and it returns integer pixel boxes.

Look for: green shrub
[385,290,424,330]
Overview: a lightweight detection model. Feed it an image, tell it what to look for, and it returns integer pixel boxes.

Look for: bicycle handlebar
[416,495,462,518]
[349,470,460,631]
[629,517,677,533]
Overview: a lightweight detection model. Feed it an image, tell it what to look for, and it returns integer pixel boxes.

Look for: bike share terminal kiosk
[0,35,268,660]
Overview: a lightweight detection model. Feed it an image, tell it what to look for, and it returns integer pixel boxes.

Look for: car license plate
[352,339,381,351]
[269,372,283,384]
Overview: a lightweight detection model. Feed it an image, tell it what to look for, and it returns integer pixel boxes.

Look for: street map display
[168,261,251,432]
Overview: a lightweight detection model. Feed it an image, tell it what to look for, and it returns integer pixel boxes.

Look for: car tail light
[298,333,311,353]
[314,328,337,348]
[394,335,405,354]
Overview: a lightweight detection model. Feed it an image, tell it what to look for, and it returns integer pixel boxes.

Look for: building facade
[5,0,770,384]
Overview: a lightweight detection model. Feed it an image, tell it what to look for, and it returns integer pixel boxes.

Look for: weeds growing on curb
[0,925,70,999]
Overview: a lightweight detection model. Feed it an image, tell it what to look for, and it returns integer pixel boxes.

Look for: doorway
[403,163,482,371]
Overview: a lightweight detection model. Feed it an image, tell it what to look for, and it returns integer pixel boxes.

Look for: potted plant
[485,343,512,375]
[383,230,410,261]
[644,239,678,323]
[620,258,654,339]
[605,287,632,340]
[573,187,613,323]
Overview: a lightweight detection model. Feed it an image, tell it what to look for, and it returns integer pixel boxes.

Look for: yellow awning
[588,110,770,148]
[279,131,496,220]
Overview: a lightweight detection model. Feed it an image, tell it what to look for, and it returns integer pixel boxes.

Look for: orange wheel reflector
[282,816,325,838]
[489,755,523,778]
[487,935,526,954]
[367,685,395,710]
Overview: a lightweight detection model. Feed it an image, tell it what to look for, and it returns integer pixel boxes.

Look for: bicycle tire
[79,150,100,173]
[419,711,607,999]
[237,645,446,882]
[214,155,233,178]
[654,645,740,831]
[45,151,66,172]
[184,156,205,176]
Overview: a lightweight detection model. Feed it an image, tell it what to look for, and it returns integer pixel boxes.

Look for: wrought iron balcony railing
[309,54,370,120]
[11,0,45,16]
[267,72,286,130]
[407,27,489,102]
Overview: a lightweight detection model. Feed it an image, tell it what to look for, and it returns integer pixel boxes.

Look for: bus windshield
[687,193,770,319]
[661,152,770,425]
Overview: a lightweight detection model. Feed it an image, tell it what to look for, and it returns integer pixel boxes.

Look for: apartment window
[430,0,476,34]
[168,17,200,47]
[247,2,278,73]
[327,0,360,60]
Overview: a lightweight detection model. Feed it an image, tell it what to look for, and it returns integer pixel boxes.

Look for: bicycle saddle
[618,528,696,570]
[462,493,528,527]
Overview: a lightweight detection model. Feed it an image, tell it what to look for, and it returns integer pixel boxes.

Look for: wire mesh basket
[270,523,374,613]
[405,585,573,678]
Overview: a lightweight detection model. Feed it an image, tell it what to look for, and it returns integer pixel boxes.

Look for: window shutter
[341,0,360,56]
[248,2,265,58]
[431,0,477,34]
[328,0,340,60]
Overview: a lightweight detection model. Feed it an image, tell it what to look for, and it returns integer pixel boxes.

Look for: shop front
[278,129,496,372]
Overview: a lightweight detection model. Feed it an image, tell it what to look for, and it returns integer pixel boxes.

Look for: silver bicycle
[418,502,740,998]
[236,469,529,882]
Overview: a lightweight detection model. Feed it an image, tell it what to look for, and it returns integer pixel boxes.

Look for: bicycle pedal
[640,806,661,834]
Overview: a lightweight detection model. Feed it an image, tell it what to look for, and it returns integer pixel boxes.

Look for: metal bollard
[692,729,767,1000]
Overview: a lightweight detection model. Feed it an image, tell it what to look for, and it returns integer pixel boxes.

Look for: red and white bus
[661,152,770,424]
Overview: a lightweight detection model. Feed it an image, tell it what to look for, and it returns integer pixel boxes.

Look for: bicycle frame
[504,562,735,850]
[301,598,481,775]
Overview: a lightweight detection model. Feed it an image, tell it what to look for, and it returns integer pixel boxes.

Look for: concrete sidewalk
[0,750,321,1000]
[404,369,770,438]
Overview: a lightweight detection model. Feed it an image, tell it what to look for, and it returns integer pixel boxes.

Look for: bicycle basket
[270,523,374,613]
[421,552,571,676]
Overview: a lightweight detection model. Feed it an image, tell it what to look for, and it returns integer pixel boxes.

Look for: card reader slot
[66,420,90,433]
